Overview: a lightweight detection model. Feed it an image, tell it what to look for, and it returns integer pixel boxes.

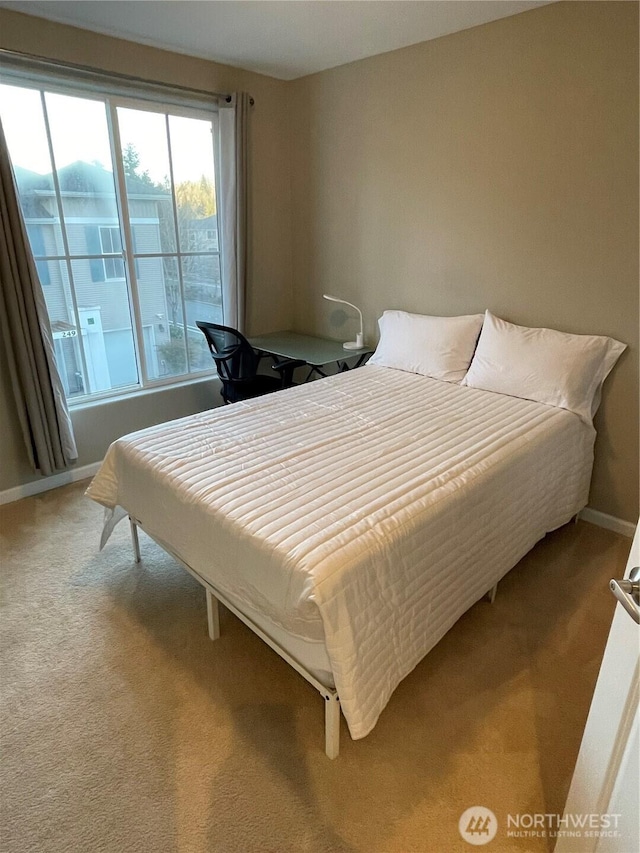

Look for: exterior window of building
[0,79,223,403]
[99,226,126,280]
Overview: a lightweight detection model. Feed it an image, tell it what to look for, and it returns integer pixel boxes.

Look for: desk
[250,330,372,381]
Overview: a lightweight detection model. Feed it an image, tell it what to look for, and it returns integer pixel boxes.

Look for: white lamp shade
[323,294,364,350]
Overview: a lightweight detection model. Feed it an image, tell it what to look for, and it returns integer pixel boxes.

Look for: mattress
[87,365,595,739]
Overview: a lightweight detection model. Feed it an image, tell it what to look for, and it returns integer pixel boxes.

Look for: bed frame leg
[206,588,220,641]
[487,583,498,604]
[129,517,141,563]
[324,693,341,759]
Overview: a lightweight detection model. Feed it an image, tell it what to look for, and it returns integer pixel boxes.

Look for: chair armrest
[271,358,306,388]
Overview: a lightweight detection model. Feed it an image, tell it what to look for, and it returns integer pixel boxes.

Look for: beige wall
[1,2,638,522]
[0,8,294,491]
[290,1,639,522]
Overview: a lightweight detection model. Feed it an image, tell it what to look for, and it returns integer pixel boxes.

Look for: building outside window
[0,79,224,403]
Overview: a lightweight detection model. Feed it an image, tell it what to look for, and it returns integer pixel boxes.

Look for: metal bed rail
[128,516,341,758]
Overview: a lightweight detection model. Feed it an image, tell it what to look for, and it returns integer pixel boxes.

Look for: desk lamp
[323,294,364,350]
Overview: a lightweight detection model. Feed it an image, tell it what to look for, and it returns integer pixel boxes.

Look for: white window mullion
[106,99,148,386]
[39,89,91,395]
[164,113,192,373]
[211,113,225,320]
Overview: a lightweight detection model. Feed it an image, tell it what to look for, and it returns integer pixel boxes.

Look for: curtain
[0,119,78,475]
[219,92,250,332]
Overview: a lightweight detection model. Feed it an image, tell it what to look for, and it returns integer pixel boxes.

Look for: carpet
[0,481,630,852]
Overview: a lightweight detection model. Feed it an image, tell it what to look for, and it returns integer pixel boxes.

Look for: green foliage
[156,324,210,374]
[122,143,155,187]
[176,177,216,217]
[122,143,141,176]
[157,325,186,374]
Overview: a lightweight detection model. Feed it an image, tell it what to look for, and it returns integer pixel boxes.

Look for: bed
[86,310,624,757]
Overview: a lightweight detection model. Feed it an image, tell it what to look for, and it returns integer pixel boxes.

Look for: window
[0,78,223,403]
[99,226,125,280]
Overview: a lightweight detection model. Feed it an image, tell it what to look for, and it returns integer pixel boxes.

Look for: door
[555,523,639,853]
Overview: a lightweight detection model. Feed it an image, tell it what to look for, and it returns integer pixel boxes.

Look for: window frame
[0,72,224,407]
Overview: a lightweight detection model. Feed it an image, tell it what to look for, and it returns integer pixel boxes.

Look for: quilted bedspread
[86,366,595,739]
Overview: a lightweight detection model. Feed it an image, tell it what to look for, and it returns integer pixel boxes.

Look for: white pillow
[462,311,626,422]
[368,311,484,383]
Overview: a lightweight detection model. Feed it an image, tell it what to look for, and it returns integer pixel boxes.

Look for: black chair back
[196,322,259,383]
[196,320,285,404]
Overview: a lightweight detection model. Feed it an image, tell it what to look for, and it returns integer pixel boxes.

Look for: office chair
[196,321,303,404]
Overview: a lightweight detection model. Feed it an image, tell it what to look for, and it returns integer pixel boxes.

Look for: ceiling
[1,1,553,80]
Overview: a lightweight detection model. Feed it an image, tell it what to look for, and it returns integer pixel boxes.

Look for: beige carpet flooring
[0,481,632,853]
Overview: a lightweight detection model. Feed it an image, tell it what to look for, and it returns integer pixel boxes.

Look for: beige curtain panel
[0,119,77,475]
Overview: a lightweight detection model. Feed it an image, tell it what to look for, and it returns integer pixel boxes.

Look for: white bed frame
[128,516,342,758]
[128,515,502,758]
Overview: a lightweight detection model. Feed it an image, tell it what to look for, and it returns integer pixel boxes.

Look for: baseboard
[0,462,102,506]
[578,507,636,538]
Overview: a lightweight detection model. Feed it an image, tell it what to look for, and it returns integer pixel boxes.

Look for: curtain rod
[0,47,254,106]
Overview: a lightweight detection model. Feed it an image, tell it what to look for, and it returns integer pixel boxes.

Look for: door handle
[609,566,640,625]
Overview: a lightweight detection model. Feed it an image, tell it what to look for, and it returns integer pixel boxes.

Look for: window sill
[68,371,219,412]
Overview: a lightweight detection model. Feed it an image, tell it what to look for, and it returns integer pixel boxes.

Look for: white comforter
[86,366,595,739]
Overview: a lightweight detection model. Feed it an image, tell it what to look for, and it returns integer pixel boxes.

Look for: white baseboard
[0,462,102,506]
[579,507,636,538]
